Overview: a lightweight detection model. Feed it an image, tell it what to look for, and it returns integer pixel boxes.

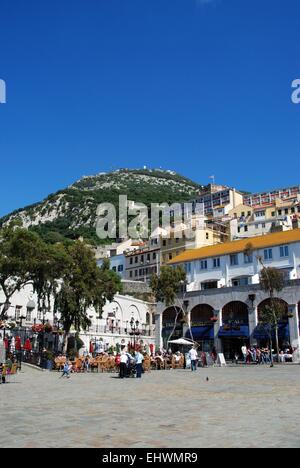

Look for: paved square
[0,365,299,448]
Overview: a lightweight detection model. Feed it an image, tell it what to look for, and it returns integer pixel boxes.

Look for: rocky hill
[0,169,204,245]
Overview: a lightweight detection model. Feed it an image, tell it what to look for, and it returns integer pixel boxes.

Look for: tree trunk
[275,325,280,363]
[0,299,11,320]
[63,332,69,355]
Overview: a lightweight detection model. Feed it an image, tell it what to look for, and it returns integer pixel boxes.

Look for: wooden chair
[143,357,151,373]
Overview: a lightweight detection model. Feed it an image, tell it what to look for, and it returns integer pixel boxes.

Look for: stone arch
[222,301,249,324]
[191,304,214,325]
[162,306,183,327]
[128,305,141,322]
[258,298,288,321]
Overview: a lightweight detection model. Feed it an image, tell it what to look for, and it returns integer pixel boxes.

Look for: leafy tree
[151,266,188,343]
[259,265,285,363]
[0,227,44,319]
[57,242,122,354]
[150,265,186,307]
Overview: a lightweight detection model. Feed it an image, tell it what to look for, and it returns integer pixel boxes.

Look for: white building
[169,229,300,292]
[0,285,155,351]
[154,229,300,358]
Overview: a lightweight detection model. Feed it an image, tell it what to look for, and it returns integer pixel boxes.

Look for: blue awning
[186,326,214,340]
[253,323,290,340]
[218,325,250,338]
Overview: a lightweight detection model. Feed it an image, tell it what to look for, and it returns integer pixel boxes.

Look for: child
[61,361,71,379]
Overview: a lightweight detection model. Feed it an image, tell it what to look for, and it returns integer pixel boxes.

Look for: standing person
[189,347,198,372]
[241,345,247,364]
[119,351,128,379]
[135,351,144,379]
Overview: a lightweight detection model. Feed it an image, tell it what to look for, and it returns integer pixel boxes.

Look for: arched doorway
[255,298,289,349]
[187,304,215,352]
[220,301,250,360]
[162,307,183,348]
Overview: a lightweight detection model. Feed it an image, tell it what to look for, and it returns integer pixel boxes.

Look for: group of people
[240,345,294,364]
[119,350,144,379]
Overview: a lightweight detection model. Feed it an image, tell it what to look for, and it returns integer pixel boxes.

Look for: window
[244,253,253,264]
[135,257,138,264]
[26,308,32,322]
[118,265,124,272]
[271,212,276,217]
[280,245,289,258]
[15,306,22,321]
[285,209,289,215]
[247,211,251,217]
[163,240,167,247]
[264,249,273,261]
[130,271,133,278]
[255,211,265,218]
[169,254,173,260]
[135,270,138,277]
[262,223,266,228]
[255,224,259,229]
[153,253,157,260]
[147,254,151,262]
[200,260,208,270]
[244,226,248,232]
[176,238,180,244]
[141,255,144,264]
[185,263,192,274]
[112,266,117,272]
[238,227,241,233]
[278,209,282,215]
[130,258,133,265]
[213,258,220,268]
[291,207,295,214]
[230,254,239,266]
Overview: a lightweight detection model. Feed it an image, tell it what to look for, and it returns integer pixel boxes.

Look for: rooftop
[168,228,300,264]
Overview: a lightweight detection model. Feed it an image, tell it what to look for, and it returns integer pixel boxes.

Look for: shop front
[219,325,250,360]
[185,325,214,352]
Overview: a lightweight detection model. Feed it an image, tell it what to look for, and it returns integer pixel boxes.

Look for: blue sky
[0,0,299,216]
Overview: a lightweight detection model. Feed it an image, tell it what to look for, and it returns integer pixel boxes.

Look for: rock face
[0,168,204,244]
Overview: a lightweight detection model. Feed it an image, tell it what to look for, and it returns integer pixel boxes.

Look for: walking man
[189,347,198,372]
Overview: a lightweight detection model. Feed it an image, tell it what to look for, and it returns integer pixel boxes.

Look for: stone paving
[0,365,299,448]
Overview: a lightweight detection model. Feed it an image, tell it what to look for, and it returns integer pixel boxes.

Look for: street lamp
[130,318,140,351]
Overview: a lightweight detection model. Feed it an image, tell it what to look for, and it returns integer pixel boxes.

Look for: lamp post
[18,314,26,370]
[130,318,140,351]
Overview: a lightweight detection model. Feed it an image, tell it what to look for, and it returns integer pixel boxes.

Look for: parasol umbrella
[168,338,195,346]
[15,336,22,351]
[24,339,32,352]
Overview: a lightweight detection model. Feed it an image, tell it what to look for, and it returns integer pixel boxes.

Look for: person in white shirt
[119,352,128,379]
[241,345,247,363]
[189,347,198,372]
[135,351,144,379]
